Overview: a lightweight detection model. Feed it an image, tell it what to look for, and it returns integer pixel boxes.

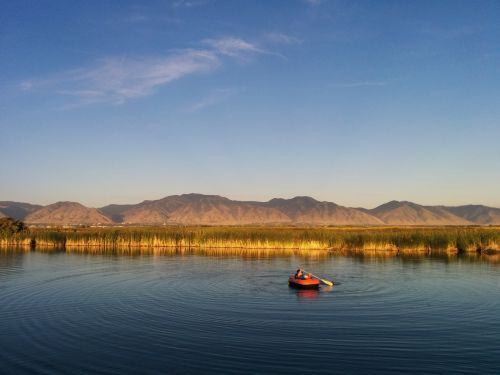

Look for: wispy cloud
[173,0,210,8]
[19,37,267,106]
[188,88,241,112]
[18,81,36,91]
[303,0,324,6]
[20,50,219,106]
[330,81,388,88]
[266,32,303,45]
[204,37,264,59]
[121,14,149,23]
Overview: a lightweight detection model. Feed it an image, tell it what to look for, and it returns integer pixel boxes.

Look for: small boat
[288,275,320,289]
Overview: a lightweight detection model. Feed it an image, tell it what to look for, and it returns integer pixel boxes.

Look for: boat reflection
[293,288,320,299]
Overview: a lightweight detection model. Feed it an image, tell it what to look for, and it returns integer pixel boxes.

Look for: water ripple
[0,251,498,374]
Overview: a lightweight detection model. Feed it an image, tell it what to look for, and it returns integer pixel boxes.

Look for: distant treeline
[1,220,499,253]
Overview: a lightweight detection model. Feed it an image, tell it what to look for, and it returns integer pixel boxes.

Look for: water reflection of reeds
[1,226,499,260]
[1,244,499,264]
[64,246,334,259]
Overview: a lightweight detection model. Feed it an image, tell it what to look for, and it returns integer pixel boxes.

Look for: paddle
[301,269,333,286]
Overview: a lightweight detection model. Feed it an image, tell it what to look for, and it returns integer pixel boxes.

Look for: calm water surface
[0,250,499,374]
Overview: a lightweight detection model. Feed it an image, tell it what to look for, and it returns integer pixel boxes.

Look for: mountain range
[1,194,499,226]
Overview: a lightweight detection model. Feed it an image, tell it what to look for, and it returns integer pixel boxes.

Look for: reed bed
[1,226,499,253]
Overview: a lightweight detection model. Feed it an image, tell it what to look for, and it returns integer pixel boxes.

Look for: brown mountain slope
[8,195,499,226]
[100,194,204,224]
[369,201,472,225]
[0,201,42,220]
[268,196,384,225]
[444,205,500,225]
[168,197,290,225]
[118,206,171,224]
[25,202,113,225]
[98,203,136,223]
[111,194,291,225]
[101,194,381,225]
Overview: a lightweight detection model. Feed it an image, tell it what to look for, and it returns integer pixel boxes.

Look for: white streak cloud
[18,36,275,106]
[21,49,219,105]
[266,32,303,45]
[188,88,240,112]
[331,81,388,88]
[303,0,324,5]
[204,37,263,59]
[173,0,210,7]
[18,81,35,91]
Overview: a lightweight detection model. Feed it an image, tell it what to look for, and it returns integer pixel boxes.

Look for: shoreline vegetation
[1,219,499,256]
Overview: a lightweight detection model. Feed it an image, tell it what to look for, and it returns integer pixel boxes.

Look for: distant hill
[100,195,197,224]
[165,194,291,225]
[98,203,136,223]
[444,205,500,225]
[0,201,43,220]
[99,194,383,225]
[368,201,472,225]
[267,196,383,225]
[3,194,500,226]
[25,202,112,225]
[101,194,291,225]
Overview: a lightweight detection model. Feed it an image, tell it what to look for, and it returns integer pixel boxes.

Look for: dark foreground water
[0,250,499,374]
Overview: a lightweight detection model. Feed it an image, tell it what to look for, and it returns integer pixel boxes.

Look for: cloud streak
[303,0,324,6]
[204,37,264,59]
[266,32,303,45]
[330,81,388,88]
[188,88,241,112]
[173,0,210,7]
[19,37,266,106]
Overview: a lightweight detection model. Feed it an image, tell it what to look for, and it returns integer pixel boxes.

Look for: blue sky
[1,0,499,208]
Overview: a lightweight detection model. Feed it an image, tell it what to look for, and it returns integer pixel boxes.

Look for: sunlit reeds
[1,226,499,253]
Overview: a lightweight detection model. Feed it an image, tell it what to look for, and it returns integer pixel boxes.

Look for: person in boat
[294,269,310,280]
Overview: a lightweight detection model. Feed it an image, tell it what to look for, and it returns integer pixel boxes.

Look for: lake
[0,249,499,374]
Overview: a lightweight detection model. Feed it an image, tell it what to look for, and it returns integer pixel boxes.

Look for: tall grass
[1,226,499,253]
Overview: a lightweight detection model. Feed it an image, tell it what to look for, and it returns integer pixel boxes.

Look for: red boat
[288,275,320,289]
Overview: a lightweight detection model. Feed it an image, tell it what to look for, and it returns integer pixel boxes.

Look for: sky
[1,0,499,208]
